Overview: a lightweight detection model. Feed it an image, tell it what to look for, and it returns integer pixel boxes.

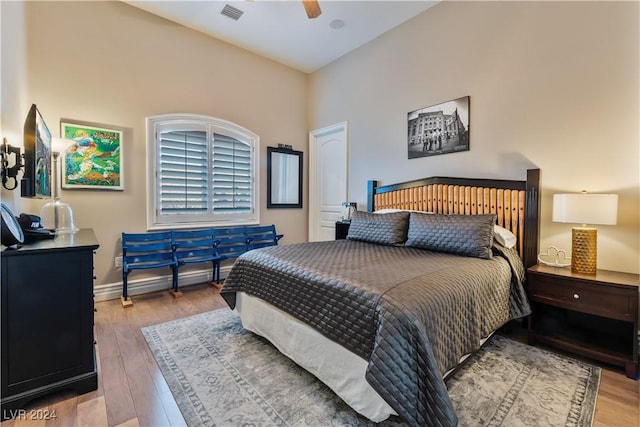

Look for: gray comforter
[220,239,530,427]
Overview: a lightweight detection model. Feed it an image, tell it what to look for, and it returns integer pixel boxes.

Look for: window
[146,114,259,229]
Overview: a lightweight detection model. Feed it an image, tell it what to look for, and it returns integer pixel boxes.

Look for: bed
[220,169,540,427]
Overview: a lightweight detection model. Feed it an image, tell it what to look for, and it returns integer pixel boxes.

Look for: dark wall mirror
[267,146,303,209]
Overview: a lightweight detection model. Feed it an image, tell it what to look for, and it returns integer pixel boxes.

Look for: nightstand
[335,220,350,240]
[527,264,639,379]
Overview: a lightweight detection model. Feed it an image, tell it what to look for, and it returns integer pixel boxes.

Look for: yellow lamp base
[571,227,597,274]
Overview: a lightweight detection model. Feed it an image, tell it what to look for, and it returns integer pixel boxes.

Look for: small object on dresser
[0,203,24,247]
[537,246,571,267]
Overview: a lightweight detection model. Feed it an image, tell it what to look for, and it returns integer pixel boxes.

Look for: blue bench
[245,225,285,250]
[121,231,176,306]
[212,224,283,283]
[120,225,283,306]
[172,228,221,292]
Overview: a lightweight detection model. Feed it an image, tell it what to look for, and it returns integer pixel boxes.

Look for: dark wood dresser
[1,229,99,418]
[527,264,639,379]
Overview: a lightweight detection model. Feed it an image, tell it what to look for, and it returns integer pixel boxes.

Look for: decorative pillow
[346,210,410,246]
[405,212,496,259]
[494,224,517,249]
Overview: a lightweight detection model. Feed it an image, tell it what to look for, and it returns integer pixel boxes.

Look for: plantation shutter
[148,114,258,229]
[158,129,209,216]
[212,134,252,213]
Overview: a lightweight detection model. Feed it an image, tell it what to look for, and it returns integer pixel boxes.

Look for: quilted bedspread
[220,240,530,427]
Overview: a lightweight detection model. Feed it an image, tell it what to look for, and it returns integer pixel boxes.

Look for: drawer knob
[573,293,580,299]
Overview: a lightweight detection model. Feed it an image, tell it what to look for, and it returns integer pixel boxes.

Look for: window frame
[146,113,260,230]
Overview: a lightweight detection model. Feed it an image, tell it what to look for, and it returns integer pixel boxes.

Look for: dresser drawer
[529,275,636,321]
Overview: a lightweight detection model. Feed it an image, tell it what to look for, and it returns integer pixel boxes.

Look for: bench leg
[122,272,133,308]
[207,261,221,290]
[171,266,178,292]
[211,260,217,284]
[170,266,182,298]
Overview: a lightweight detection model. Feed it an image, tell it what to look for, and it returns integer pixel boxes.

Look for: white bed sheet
[236,291,396,422]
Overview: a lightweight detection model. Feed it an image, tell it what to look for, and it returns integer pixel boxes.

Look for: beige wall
[0,1,29,208]
[14,1,308,287]
[309,1,639,274]
[4,0,638,293]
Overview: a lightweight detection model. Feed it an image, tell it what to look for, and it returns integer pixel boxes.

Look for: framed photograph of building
[60,121,124,190]
[407,96,470,159]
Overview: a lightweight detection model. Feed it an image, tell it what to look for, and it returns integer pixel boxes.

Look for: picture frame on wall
[60,120,124,190]
[407,95,470,159]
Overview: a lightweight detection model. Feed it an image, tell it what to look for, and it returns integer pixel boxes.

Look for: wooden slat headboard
[367,169,540,268]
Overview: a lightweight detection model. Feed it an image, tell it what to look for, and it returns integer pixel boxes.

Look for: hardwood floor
[1,284,638,426]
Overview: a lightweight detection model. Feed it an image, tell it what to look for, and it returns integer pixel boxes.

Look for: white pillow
[374,208,406,214]
[374,208,433,214]
[494,224,517,249]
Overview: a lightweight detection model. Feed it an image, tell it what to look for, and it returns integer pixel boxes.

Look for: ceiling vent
[221,4,244,21]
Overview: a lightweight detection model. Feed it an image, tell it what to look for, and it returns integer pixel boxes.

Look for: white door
[309,122,348,241]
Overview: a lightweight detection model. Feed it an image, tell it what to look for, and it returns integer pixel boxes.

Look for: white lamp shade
[51,137,74,153]
[552,193,618,225]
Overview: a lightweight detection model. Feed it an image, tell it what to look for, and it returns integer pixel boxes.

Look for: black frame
[267,146,303,209]
[407,96,470,159]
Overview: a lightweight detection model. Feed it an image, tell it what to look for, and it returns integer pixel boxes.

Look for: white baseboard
[94,266,231,302]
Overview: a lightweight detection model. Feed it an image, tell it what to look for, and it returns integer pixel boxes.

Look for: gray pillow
[346,210,410,246]
[405,212,496,259]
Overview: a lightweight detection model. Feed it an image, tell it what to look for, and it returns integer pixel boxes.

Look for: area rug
[141,309,600,427]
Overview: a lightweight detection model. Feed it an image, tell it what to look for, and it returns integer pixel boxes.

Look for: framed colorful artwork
[60,121,124,190]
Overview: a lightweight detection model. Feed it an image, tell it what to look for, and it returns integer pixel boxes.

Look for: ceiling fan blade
[302,0,321,19]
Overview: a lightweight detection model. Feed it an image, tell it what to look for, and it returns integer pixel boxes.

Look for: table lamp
[40,138,78,233]
[552,192,618,274]
[342,202,357,221]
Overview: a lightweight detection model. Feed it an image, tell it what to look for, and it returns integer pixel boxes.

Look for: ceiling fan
[242,1,321,20]
[302,0,321,19]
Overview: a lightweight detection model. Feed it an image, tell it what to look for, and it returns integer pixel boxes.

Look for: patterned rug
[142,309,600,427]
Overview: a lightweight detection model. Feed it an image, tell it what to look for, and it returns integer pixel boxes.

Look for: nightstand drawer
[529,275,635,321]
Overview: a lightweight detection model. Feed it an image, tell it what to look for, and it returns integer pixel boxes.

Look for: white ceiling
[123,1,439,73]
